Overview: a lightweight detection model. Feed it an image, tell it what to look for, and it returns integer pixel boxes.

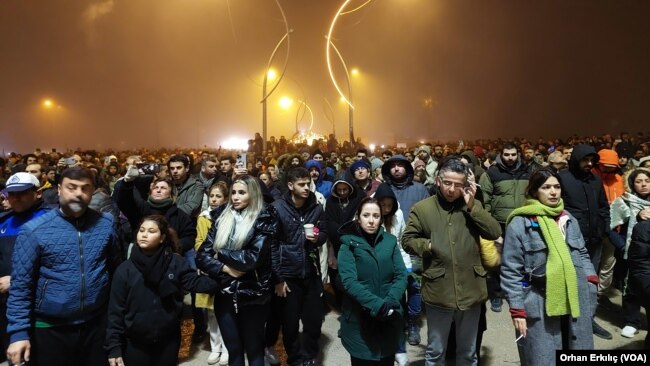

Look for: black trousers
[276,276,323,366]
[350,355,395,366]
[123,331,180,366]
[31,314,107,366]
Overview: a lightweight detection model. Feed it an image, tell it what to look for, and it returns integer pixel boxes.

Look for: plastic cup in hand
[304,224,314,236]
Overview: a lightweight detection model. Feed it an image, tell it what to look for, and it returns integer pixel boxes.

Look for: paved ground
[0,289,642,366]
[178,288,646,366]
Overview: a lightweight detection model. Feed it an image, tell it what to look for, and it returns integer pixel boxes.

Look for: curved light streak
[340,0,373,15]
[326,0,355,109]
[295,100,315,132]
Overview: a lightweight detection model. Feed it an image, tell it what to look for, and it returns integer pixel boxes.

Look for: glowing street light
[42,99,54,109]
[351,68,359,76]
[267,69,277,81]
[278,96,294,110]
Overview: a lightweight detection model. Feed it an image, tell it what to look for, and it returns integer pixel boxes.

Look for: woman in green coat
[338,197,408,366]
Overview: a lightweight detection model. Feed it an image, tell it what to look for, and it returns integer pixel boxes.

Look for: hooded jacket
[305,159,333,199]
[325,171,364,254]
[460,150,486,182]
[381,155,429,216]
[373,183,412,271]
[559,144,610,245]
[593,149,625,204]
[478,154,529,223]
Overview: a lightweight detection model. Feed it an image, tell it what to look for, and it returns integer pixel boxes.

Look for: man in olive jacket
[403,158,501,366]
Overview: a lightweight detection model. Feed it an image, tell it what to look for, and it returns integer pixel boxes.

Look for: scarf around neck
[147,197,173,210]
[508,199,580,318]
[130,244,177,299]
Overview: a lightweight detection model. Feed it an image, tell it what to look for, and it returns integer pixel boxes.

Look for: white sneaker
[395,352,408,366]
[264,347,280,365]
[621,325,639,338]
[219,352,229,366]
[207,352,221,365]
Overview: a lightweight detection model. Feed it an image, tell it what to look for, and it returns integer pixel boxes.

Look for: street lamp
[260,0,292,152]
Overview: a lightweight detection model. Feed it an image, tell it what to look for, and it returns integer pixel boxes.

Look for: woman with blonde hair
[197,175,277,366]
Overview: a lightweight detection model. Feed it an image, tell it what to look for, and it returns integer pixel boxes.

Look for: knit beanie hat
[414,159,426,169]
[370,158,383,172]
[350,159,370,172]
[416,145,431,155]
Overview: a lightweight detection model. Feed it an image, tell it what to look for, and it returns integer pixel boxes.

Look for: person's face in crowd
[71,155,82,168]
[344,156,353,166]
[0,194,10,211]
[230,182,250,211]
[309,167,320,182]
[329,152,338,163]
[389,161,407,180]
[619,156,629,167]
[221,160,233,174]
[563,148,573,161]
[334,182,351,199]
[25,164,42,181]
[267,166,278,180]
[126,156,143,168]
[633,173,650,197]
[437,171,466,203]
[313,154,324,162]
[108,165,118,176]
[355,152,367,161]
[291,157,301,167]
[26,156,37,165]
[288,177,311,200]
[150,181,172,201]
[259,173,271,187]
[169,162,188,183]
[46,170,56,183]
[358,202,381,235]
[501,148,518,168]
[255,160,263,169]
[524,149,535,162]
[300,152,310,162]
[201,153,209,161]
[418,150,430,162]
[536,176,562,207]
[208,186,227,209]
[579,156,595,173]
[7,189,40,213]
[635,150,645,160]
[354,166,369,181]
[535,152,544,163]
[414,164,425,172]
[58,176,94,218]
[378,197,394,217]
[381,153,391,161]
[137,220,165,256]
[201,161,218,179]
[642,160,650,169]
[156,166,169,179]
[434,146,444,158]
[404,152,414,162]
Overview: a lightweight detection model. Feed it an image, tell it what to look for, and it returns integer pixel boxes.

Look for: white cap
[4,172,40,192]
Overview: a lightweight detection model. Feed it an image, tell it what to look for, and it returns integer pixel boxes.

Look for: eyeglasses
[440,180,465,189]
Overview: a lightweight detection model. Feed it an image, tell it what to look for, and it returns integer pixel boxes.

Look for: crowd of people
[1,130,650,366]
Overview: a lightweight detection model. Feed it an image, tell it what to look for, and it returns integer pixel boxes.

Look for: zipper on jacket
[37,279,49,309]
[78,227,86,313]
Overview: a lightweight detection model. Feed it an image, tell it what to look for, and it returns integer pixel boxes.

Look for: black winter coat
[196,204,277,308]
[114,180,197,253]
[325,171,363,255]
[272,191,328,282]
[628,220,650,299]
[105,252,218,357]
[559,144,610,245]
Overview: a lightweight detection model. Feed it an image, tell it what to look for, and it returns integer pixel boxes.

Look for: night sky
[1,0,649,152]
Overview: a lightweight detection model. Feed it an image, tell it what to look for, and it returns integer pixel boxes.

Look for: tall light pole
[260,0,292,152]
[325,0,373,145]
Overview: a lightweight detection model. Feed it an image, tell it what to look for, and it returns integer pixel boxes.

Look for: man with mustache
[6,167,121,366]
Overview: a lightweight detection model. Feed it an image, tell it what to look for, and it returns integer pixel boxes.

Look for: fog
[1,0,649,152]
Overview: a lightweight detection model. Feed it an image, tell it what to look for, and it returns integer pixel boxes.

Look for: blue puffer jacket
[8,209,120,343]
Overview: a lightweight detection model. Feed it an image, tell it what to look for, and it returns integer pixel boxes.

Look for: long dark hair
[355,197,383,232]
[137,215,180,253]
[525,167,562,199]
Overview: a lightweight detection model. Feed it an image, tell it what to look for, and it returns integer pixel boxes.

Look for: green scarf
[507,199,580,318]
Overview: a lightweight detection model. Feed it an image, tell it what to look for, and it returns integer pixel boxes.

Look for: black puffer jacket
[272,190,328,282]
[559,144,610,245]
[196,204,277,307]
[628,220,650,299]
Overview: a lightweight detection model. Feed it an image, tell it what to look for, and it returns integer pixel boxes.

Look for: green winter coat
[337,224,408,361]
[402,195,501,310]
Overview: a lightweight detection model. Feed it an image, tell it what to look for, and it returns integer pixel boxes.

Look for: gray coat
[501,214,596,366]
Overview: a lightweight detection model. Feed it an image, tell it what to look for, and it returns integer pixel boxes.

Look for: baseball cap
[3,172,40,193]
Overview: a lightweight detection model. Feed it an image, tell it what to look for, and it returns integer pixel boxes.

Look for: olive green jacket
[403,195,501,310]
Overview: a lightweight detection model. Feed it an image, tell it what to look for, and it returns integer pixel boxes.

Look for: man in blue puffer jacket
[6,167,121,366]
